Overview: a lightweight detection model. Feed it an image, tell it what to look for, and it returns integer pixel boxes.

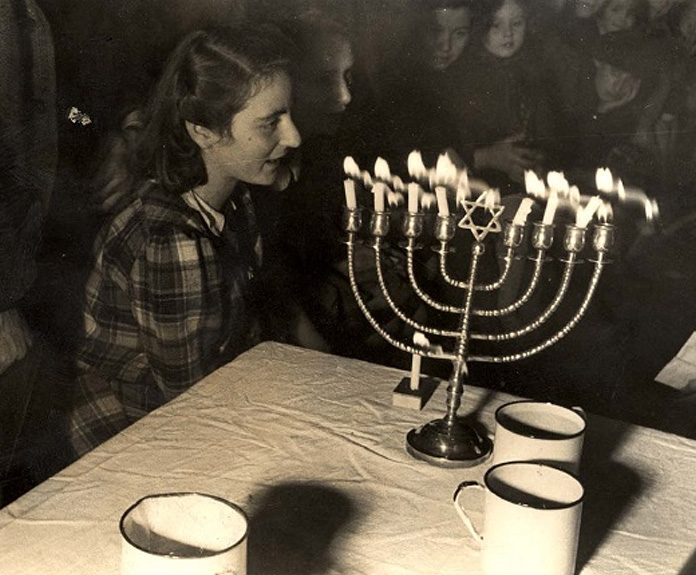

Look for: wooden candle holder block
[392,376,440,410]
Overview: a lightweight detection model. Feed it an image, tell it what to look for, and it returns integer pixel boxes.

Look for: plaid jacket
[69,182,263,454]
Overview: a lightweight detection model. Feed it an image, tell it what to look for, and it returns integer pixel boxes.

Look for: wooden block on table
[392,376,440,410]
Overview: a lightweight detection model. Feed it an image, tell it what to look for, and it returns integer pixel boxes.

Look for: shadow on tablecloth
[576,416,645,571]
[247,481,357,575]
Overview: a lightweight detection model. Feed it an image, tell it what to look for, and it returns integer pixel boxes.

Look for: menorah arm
[473,249,546,317]
[469,257,606,363]
[374,246,462,339]
[346,236,456,360]
[405,244,466,314]
[470,252,578,341]
[439,247,515,292]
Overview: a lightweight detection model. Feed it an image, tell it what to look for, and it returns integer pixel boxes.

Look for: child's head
[589,29,660,112]
[481,0,529,59]
[138,26,298,192]
[596,0,650,35]
[418,0,474,71]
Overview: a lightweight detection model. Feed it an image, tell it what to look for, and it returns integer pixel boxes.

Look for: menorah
[340,152,653,468]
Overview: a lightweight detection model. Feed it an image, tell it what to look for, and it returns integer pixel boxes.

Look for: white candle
[576,195,603,228]
[435,186,450,216]
[407,183,421,214]
[373,182,387,212]
[343,178,357,210]
[543,190,559,225]
[410,332,429,390]
[512,197,535,226]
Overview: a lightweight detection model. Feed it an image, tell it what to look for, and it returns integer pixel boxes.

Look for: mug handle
[453,481,484,543]
[572,406,587,420]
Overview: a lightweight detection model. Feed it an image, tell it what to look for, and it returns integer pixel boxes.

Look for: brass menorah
[340,152,633,468]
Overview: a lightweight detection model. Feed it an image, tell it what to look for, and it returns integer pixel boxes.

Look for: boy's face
[422,7,472,71]
[594,60,641,107]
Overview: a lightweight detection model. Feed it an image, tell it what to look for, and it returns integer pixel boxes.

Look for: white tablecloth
[1,342,695,574]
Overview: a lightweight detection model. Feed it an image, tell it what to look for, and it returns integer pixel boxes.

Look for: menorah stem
[444,241,484,427]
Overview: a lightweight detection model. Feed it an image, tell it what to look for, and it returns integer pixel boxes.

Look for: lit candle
[410,332,429,390]
[435,186,450,217]
[484,189,500,209]
[512,197,535,226]
[407,182,421,214]
[543,190,559,225]
[343,178,357,210]
[576,195,603,228]
[373,182,387,212]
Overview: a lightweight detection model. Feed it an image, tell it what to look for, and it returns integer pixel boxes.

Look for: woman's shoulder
[96,183,210,267]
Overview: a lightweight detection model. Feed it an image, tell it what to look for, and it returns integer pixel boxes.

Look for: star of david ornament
[457,194,506,241]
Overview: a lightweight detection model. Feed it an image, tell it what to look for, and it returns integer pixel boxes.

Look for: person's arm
[129,231,231,399]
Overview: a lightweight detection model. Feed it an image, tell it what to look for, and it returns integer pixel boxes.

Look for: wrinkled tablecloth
[1,342,695,574]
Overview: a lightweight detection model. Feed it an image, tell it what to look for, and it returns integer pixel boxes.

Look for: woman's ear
[185,121,220,150]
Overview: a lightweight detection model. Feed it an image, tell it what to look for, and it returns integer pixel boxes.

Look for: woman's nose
[281,117,302,149]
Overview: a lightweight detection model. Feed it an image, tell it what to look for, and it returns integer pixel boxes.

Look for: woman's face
[597,0,640,34]
[293,34,354,136]
[485,0,527,59]
[422,7,472,71]
[207,72,301,186]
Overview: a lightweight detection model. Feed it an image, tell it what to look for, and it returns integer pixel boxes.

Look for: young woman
[68,26,301,455]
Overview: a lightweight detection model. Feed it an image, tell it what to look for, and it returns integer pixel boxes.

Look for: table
[1,342,695,574]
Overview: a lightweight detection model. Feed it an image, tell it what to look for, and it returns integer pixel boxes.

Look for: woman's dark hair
[137,25,293,194]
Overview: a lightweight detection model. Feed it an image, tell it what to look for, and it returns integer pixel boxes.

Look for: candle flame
[374,157,391,181]
[387,190,404,207]
[392,175,405,192]
[407,150,428,181]
[547,171,569,195]
[435,152,458,187]
[597,201,613,223]
[524,170,546,198]
[568,185,581,207]
[645,198,659,222]
[595,167,614,193]
[421,191,437,210]
[343,156,360,178]
[414,331,430,348]
[456,170,470,206]
[616,179,626,202]
[485,189,501,209]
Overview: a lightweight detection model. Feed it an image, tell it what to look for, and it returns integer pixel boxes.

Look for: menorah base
[406,417,492,468]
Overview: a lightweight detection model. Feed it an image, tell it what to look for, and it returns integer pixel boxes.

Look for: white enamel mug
[120,492,248,575]
[454,462,584,575]
[492,401,586,474]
